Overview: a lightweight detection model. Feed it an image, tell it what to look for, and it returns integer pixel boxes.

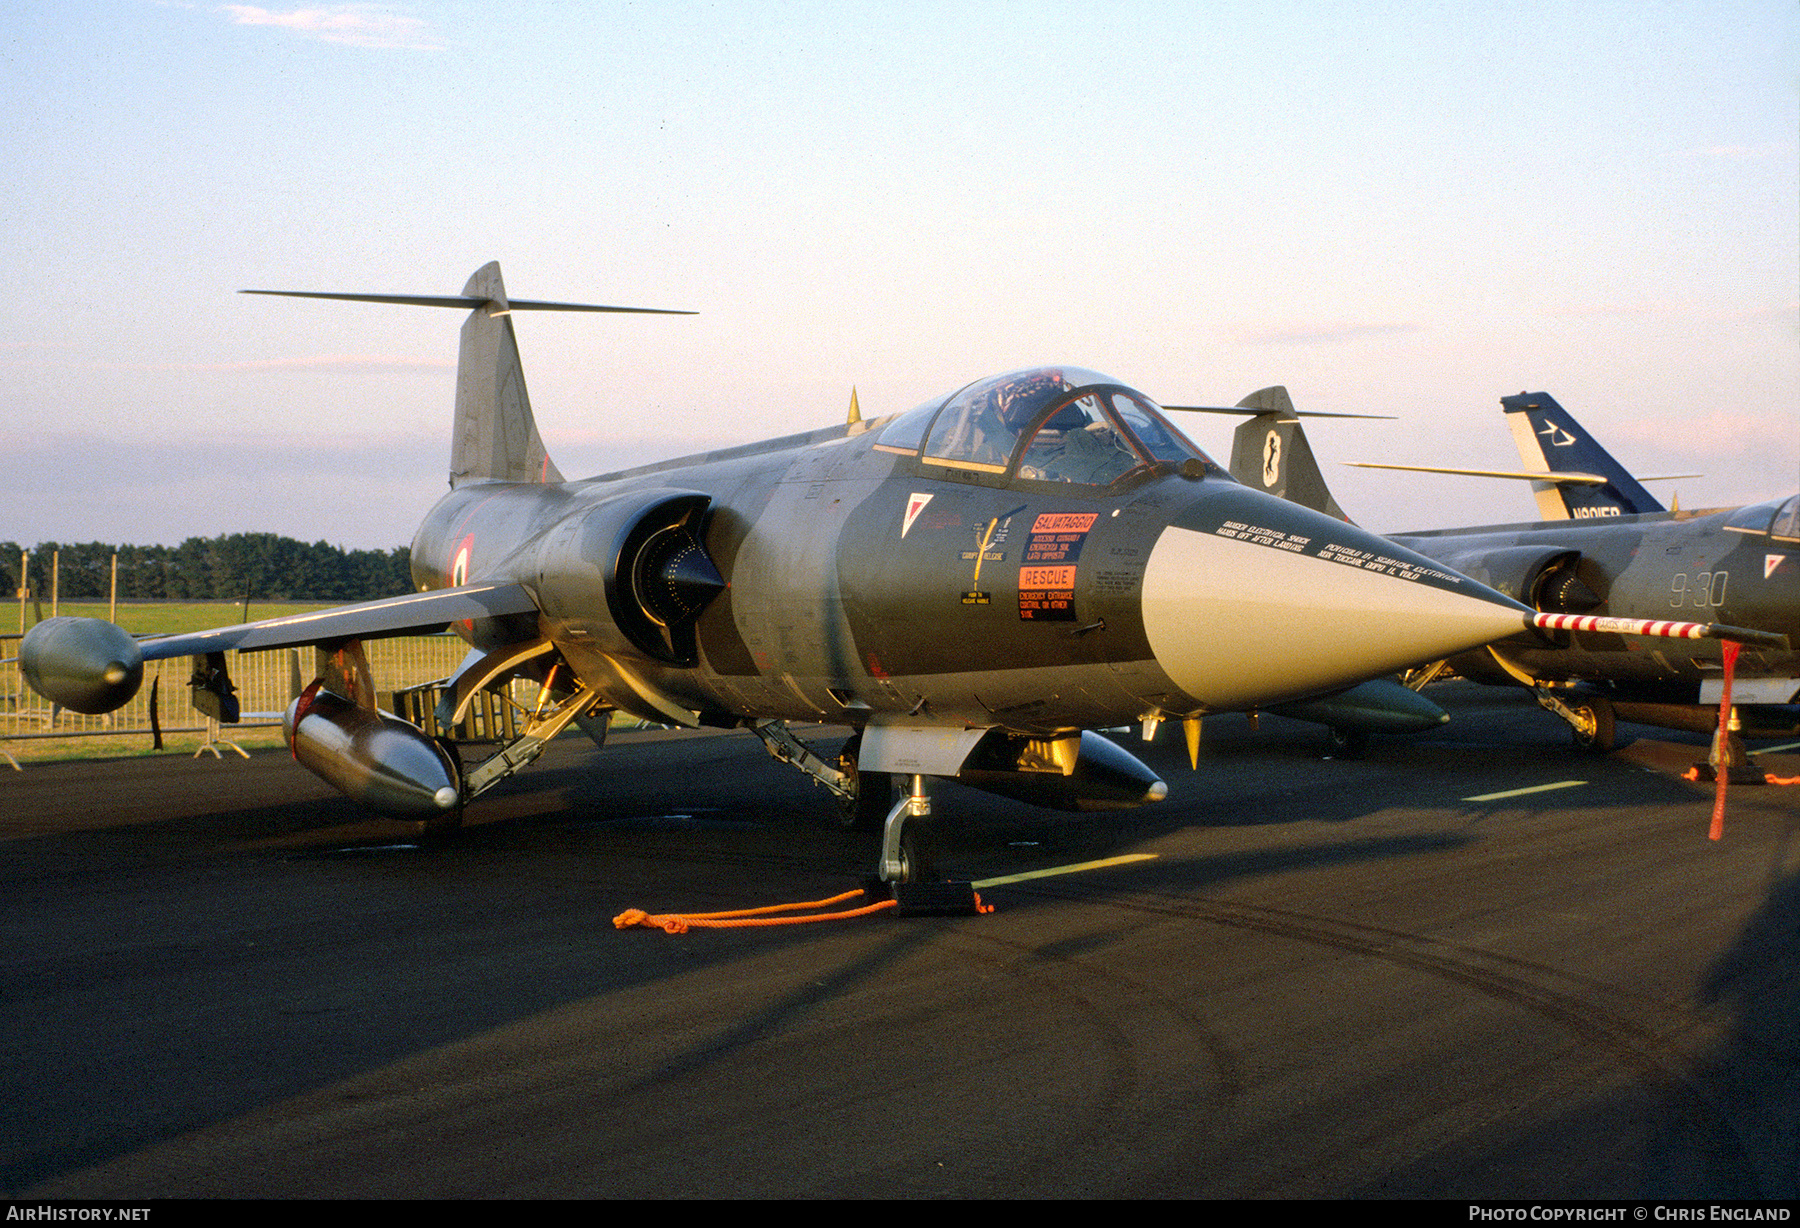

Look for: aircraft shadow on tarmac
[5,685,1798,1196]
[1646,868,1800,1198]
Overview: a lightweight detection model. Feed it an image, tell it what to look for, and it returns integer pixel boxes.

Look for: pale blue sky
[2,1,1794,547]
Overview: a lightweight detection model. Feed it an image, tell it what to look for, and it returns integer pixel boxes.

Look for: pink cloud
[105,354,451,373]
[1607,410,1797,458]
[1234,322,1425,346]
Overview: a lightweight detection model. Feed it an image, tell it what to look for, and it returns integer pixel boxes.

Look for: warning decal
[1019,512,1094,621]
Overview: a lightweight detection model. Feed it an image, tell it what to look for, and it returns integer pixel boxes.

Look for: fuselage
[1393,497,1800,698]
[410,369,1531,735]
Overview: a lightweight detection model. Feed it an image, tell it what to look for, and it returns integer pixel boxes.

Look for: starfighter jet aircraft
[24,264,1588,881]
[1220,390,1797,756]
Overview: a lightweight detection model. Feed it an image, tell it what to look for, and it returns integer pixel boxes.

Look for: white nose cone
[1143,513,1527,710]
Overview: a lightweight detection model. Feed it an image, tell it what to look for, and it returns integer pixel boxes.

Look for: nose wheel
[1568,697,1616,752]
[880,774,939,883]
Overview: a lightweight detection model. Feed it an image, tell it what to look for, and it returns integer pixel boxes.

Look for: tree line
[0,534,413,604]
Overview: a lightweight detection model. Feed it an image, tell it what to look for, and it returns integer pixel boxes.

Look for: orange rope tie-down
[614,888,895,934]
[1683,769,1800,787]
[613,884,994,933]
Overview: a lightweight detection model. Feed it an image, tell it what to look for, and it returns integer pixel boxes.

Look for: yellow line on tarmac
[973,853,1159,889]
[1759,740,1800,755]
[1462,780,1586,803]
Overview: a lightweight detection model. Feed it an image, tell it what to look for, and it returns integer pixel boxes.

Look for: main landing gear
[1693,718,1765,785]
[1527,682,1763,782]
[1564,695,1616,753]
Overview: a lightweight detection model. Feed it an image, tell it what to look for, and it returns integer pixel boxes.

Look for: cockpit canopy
[1724,493,1800,541]
[877,367,1224,487]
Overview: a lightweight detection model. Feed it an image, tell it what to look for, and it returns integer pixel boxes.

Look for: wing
[132,581,539,659]
[17,582,540,715]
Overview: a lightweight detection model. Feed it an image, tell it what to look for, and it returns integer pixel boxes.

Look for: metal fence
[0,633,472,737]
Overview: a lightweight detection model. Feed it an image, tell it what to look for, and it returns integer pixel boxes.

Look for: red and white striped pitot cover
[1530,613,1710,639]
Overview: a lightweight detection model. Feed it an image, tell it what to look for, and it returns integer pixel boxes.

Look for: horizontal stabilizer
[1345,462,1608,485]
[241,290,694,315]
[247,263,693,487]
[1162,404,1394,420]
[133,582,541,660]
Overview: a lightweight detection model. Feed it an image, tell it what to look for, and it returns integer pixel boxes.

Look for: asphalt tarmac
[2,683,1797,1199]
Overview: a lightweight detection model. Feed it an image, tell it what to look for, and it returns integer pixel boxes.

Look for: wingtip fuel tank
[19,617,145,715]
[956,729,1169,811]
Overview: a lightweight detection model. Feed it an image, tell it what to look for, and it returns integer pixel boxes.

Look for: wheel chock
[884,879,993,917]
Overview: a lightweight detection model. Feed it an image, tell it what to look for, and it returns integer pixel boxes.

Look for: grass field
[0,724,290,766]
[2,602,471,764]
[8,600,333,638]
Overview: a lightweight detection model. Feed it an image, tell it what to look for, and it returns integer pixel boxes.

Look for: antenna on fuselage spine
[240,262,696,487]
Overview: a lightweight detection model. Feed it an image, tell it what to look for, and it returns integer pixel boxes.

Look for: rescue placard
[1018,512,1093,620]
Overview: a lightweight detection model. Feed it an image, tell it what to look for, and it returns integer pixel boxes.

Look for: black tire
[835,734,893,831]
[896,819,939,884]
[1569,698,1616,753]
[1328,726,1370,759]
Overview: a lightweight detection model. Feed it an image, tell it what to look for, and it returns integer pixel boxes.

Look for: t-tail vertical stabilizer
[1226,386,1354,522]
[240,263,695,489]
[452,262,561,487]
[1163,386,1387,522]
[1502,392,1665,520]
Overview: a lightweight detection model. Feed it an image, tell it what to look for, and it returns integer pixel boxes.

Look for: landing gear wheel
[1569,697,1616,752]
[835,734,892,831]
[895,819,939,884]
[879,775,938,884]
[1327,727,1370,759]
